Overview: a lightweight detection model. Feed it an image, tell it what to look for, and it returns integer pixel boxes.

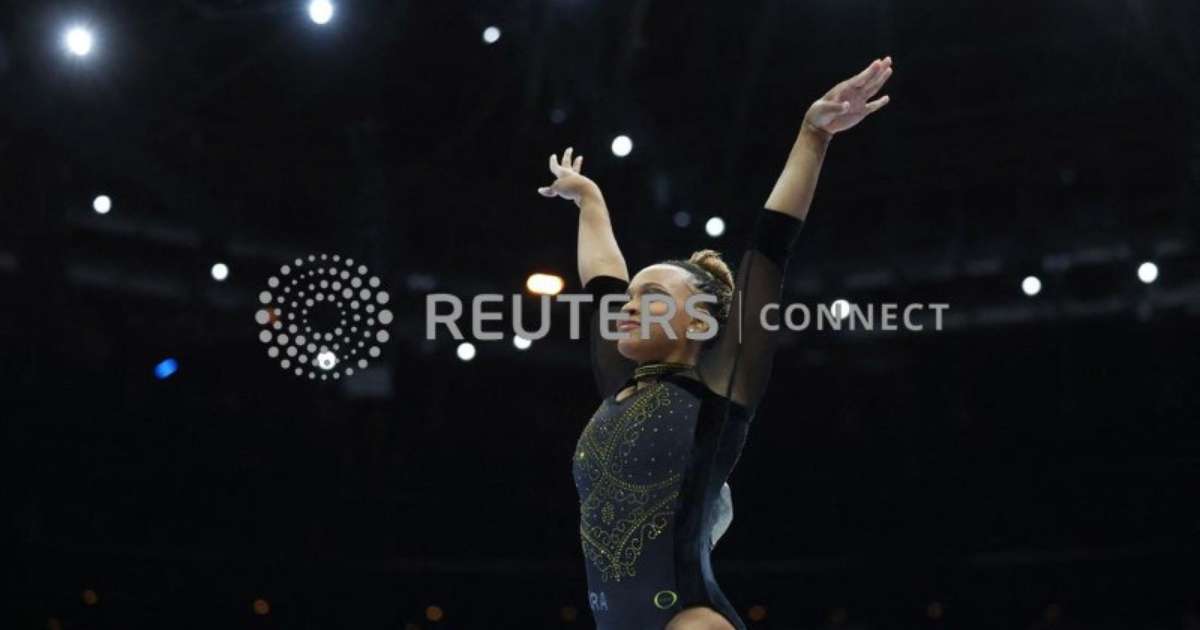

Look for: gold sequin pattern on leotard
[574,382,685,582]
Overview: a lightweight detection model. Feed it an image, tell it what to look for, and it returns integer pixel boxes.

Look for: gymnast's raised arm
[698,56,894,409]
[537,147,636,397]
[538,147,628,286]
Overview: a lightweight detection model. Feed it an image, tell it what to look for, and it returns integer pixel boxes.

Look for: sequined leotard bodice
[572,207,804,629]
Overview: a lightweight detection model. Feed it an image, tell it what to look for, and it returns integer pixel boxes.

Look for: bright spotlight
[513,335,532,350]
[705,216,725,237]
[526,272,564,295]
[1022,275,1042,296]
[482,26,501,44]
[92,194,112,214]
[611,135,633,157]
[456,342,476,361]
[64,26,93,57]
[1137,261,1158,284]
[211,262,229,281]
[830,299,851,320]
[154,358,178,380]
[308,0,334,25]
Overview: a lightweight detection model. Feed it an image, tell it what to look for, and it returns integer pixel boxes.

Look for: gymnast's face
[615,264,709,362]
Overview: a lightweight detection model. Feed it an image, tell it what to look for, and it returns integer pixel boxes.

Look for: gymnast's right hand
[537,147,600,207]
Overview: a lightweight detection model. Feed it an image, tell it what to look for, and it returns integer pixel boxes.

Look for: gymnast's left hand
[803,56,893,136]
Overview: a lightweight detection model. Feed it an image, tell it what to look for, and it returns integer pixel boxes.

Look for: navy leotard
[572,207,804,629]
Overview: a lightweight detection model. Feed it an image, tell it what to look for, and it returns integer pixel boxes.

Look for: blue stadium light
[154,358,179,380]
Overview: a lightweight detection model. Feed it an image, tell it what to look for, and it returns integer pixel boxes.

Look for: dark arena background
[4,1,1200,629]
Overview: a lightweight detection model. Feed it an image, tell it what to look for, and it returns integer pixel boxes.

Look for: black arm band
[584,275,629,307]
[749,208,805,269]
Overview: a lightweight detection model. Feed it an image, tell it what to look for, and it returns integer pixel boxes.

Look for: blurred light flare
[705,216,725,237]
[308,0,334,25]
[1137,261,1158,284]
[64,26,93,57]
[611,135,633,157]
[526,273,564,295]
[1022,275,1042,296]
[154,358,178,380]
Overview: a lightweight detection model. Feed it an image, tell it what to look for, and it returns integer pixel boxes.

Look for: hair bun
[688,249,735,292]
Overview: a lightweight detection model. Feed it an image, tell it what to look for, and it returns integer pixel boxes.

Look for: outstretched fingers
[549,146,580,177]
[860,65,893,99]
[865,94,890,113]
[851,58,884,88]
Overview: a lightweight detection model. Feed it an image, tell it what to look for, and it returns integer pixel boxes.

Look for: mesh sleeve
[583,275,637,399]
[695,208,805,411]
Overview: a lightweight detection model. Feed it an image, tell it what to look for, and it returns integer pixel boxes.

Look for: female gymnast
[538,56,893,630]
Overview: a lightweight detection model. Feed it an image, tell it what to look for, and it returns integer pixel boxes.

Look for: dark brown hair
[660,249,735,348]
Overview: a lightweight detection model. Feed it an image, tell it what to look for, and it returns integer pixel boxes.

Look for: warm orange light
[560,605,578,622]
[748,605,767,621]
[425,605,444,622]
[253,598,270,616]
[526,273,564,295]
[81,589,99,606]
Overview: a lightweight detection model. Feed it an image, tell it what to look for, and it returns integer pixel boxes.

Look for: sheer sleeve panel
[696,208,805,410]
[584,275,637,399]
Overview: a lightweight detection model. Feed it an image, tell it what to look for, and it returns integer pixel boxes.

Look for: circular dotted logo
[255,253,392,380]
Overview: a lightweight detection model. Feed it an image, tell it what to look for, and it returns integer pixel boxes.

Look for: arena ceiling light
[308,0,334,25]
[705,216,726,238]
[1137,261,1158,284]
[1021,275,1042,296]
[610,135,633,157]
[63,26,94,57]
[92,194,112,214]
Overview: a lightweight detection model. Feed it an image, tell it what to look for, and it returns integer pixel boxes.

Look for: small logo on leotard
[653,590,678,609]
[589,591,609,612]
